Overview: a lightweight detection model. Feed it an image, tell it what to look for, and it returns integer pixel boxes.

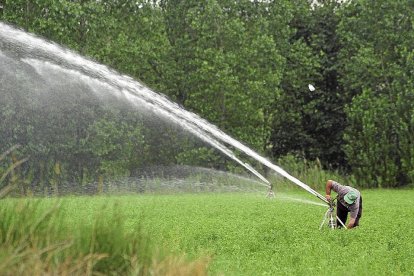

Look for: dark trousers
[337,197,362,228]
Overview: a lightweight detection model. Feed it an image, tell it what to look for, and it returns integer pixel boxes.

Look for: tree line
[1,0,413,188]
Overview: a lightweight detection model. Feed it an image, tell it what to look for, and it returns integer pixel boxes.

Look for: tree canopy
[1,0,413,188]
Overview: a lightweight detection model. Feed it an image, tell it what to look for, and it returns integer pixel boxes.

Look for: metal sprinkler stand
[319,197,347,230]
[266,183,275,198]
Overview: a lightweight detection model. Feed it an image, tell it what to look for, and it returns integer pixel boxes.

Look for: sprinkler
[266,183,275,198]
[319,196,347,229]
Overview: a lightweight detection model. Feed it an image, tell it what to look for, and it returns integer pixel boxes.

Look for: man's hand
[347,217,356,229]
[326,194,331,202]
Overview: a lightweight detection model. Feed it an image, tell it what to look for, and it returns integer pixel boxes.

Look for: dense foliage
[1,0,414,188]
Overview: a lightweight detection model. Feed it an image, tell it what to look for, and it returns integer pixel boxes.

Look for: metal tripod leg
[319,209,331,230]
[266,185,275,198]
[336,215,347,229]
[319,209,348,229]
[319,196,348,230]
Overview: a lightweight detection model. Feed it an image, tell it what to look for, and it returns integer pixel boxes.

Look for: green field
[1,189,414,275]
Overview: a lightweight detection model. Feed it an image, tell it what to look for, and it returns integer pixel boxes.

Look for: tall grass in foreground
[0,199,209,275]
[0,146,208,275]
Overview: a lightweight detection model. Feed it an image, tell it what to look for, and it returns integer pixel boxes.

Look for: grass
[0,197,208,275]
[1,189,413,275]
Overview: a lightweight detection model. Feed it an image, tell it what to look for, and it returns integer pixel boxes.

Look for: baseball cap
[344,190,358,204]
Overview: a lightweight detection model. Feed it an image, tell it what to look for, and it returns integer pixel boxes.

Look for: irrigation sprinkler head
[308,84,316,92]
[319,196,347,230]
[266,183,275,198]
[320,204,336,230]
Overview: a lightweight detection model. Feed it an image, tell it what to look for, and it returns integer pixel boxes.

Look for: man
[325,180,362,229]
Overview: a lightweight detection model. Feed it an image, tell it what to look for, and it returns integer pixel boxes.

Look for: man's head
[344,190,358,204]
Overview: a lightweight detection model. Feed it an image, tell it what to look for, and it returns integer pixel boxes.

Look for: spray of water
[23,57,271,187]
[278,195,327,207]
[0,22,327,204]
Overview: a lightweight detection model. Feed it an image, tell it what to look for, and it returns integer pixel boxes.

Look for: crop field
[1,189,414,275]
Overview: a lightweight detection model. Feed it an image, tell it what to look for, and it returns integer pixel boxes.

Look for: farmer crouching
[325,180,362,229]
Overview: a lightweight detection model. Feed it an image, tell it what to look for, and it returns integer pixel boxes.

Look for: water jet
[0,22,327,204]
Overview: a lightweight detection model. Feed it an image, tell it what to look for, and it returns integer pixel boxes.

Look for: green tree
[269,0,320,160]
[160,0,286,157]
[339,0,414,187]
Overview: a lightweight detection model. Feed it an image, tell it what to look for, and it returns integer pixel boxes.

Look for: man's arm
[347,201,360,229]
[325,180,334,201]
[347,217,356,229]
